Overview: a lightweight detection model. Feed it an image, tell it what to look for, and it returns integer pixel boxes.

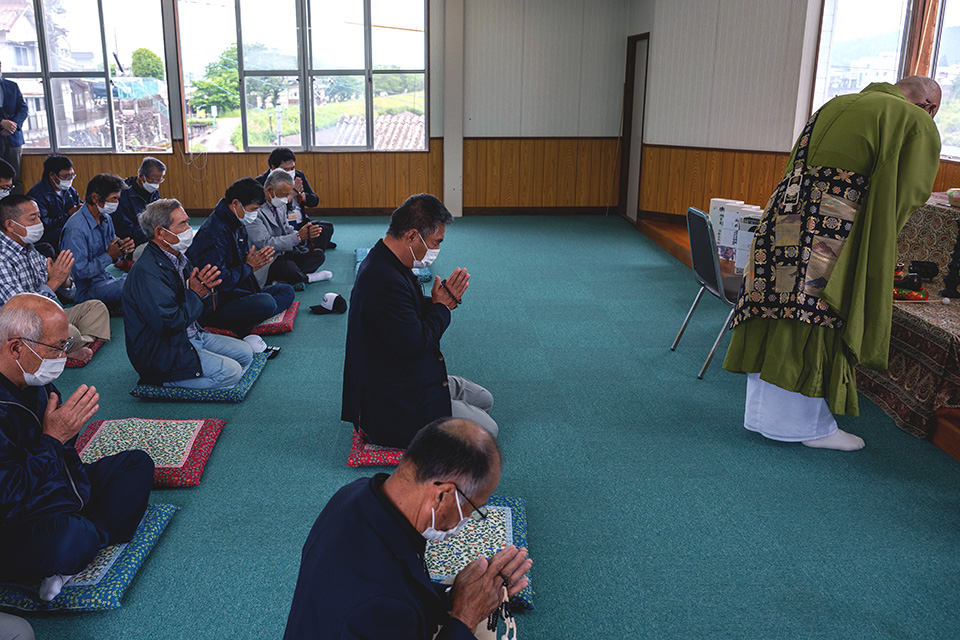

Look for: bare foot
[70,347,94,364]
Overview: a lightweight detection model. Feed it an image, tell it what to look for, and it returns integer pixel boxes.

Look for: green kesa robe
[723,83,941,416]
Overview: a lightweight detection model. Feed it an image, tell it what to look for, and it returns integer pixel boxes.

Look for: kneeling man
[122,199,254,389]
[343,194,497,448]
[0,293,153,601]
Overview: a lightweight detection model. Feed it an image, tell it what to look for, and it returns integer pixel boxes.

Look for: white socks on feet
[307,270,332,283]
[802,428,865,451]
[243,334,268,353]
[39,573,74,601]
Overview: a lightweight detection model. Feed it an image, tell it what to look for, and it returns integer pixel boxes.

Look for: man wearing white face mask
[114,157,166,257]
[0,195,110,365]
[343,194,497,449]
[0,293,154,603]
[61,174,133,313]
[254,147,335,250]
[285,417,532,640]
[26,155,82,252]
[248,169,329,287]
[123,199,254,389]
[0,158,16,201]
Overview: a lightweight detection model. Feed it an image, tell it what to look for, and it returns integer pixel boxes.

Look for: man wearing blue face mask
[0,293,154,602]
[285,417,532,640]
[123,199,254,389]
[343,194,497,449]
[61,174,134,314]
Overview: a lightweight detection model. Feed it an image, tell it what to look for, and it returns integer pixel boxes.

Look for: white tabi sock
[307,270,333,283]
[802,429,865,451]
[39,573,75,601]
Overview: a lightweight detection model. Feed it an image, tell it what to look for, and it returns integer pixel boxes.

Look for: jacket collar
[213,198,243,231]
[77,204,103,230]
[372,239,419,285]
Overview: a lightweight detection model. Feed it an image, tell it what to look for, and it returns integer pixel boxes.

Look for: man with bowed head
[0,293,153,602]
[285,417,532,639]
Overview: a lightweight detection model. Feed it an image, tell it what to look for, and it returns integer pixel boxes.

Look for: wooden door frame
[618,32,650,221]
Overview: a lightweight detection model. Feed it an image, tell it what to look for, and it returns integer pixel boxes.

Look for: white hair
[265,168,294,189]
[0,298,43,343]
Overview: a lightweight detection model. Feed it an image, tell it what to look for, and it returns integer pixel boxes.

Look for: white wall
[429,0,445,137]
[460,0,630,137]
[643,0,820,152]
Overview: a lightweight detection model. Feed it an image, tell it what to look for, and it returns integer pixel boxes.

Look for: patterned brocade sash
[731,111,869,331]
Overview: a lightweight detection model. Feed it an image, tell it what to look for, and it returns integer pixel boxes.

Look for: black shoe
[264,346,281,360]
[326,241,337,250]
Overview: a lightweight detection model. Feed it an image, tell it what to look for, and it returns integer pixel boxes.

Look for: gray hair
[265,168,293,190]
[139,156,167,176]
[401,418,501,497]
[139,198,184,238]
[0,297,43,343]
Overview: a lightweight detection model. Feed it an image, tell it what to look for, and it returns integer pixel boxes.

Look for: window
[0,0,172,152]
[933,0,960,156]
[812,0,912,111]
[178,0,427,152]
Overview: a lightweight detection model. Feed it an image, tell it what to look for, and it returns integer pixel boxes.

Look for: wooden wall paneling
[411,151,429,196]
[575,138,592,207]
[500,138,520,206]
[653,146,672,214]
[371,154,387,207]
[541,139,559,207]
[933,161,960,193]
[474,140,488,207]
[463,139,477,207]
[323,154,340,208]
[638,145,659,212]
[518,139,536,207]
[587,139,603,205]
[353,154,370,207]
[680,147,703,214]
[665,147,685,216]
[531,139,545,207]
[484,139,501,205]
[703,149,724,210]
[429,139,443,200]
[337,154,354,207]
[556,139,578,206]
[599,138,619,206]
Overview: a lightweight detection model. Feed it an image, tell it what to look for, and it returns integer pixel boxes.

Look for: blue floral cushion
[130,352,268,403]
[0,503,179,612]
[426,496,534,609]
[356,247,433,284]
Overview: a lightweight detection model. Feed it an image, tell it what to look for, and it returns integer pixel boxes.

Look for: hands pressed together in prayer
[432,267,469,310]
[298,222,321,243]
[42,384,100,444]
[450,545,532,630]
[245,244,275,271]
[188,264,222,298]
[46,250,74,291]
[106,237,135,261]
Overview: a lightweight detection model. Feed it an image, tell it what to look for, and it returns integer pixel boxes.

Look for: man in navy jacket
[114,157,166,250]
[0,65,29,194]
[26,155,81,251]
[186,177,294,335]
[0,293,153,601]
[284,417,532,640]
[342,194,497,448]
[122,199,253,388]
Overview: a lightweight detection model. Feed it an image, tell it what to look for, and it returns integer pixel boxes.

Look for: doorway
[619,33,649,222]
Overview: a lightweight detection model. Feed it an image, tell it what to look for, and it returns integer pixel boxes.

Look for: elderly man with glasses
[285,417,532,640]
[0,293,153,602]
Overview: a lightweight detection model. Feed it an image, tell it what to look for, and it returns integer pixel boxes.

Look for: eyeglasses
[11,336,73,357]
[435,481,488,521]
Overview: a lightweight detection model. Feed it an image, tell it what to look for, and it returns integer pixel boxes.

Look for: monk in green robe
[723,76,942,451]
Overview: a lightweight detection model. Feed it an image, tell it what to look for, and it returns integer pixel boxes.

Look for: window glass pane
[16,77,49,148]
[370,0,424,70]
[240,0,298,70]
[312,74,366,146]
[50,77,110,148]
[178,0,240,152]
[934,0,960,157]
[102,0,170,151]
[812,0,910,110]
[0,0,40,72]
[310,0,365,70]
[372,72,424,150]
[244,75,300,147]
[42,0,105,72]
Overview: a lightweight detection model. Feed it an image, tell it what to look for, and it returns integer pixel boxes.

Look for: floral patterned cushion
[426,496,533,610]
[0,504,178,612]
[76,418,225,488]
[130,352,268,403]
[203,301,300,337]
[65,338,106,369]
[346,428,404,467]
[356,247,433,283]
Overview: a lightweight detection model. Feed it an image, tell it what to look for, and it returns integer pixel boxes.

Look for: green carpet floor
[22,215,960,639]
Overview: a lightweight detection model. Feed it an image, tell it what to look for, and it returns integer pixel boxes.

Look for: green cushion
[130,352,268,403]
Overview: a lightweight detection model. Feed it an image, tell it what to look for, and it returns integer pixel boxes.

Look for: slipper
[264,346,281,360]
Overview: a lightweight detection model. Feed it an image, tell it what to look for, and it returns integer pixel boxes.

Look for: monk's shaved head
[896,75,942,116]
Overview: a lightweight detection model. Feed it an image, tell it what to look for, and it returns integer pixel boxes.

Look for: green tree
[131,48,164,80]
[189,45,240,114]
[322,76,363,103]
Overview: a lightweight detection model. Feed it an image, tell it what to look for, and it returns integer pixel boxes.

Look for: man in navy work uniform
[26,155,82,251]
[114,156,166,251]
[342,194,497,449]
[0,293,153,602]
[0,63,29,195]
[284,417,532,640]
[187,177,294,336]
